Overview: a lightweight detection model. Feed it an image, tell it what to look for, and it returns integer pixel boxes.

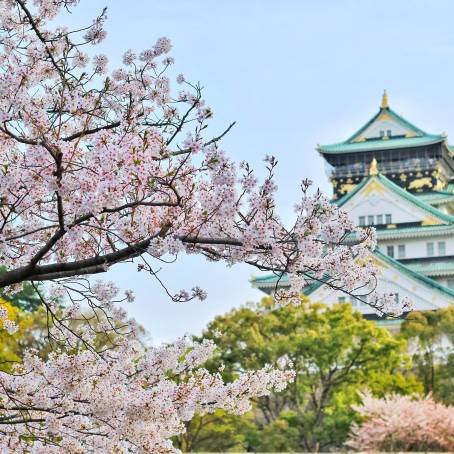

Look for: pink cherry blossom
[349,393,454,451]
[0,1,401,451]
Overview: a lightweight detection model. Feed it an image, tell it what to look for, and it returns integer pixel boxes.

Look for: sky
[63,0,454,344]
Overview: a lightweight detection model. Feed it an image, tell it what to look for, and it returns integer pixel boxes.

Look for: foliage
[174,410,256,452]
[349,394,454,451]
[400,306,454,403]
[0,280,42,312]
[0,299,49,371]
[195,297,420,451]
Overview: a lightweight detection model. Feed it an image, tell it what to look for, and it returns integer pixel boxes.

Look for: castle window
[387,129,392,137]
[338,296,346,304]
[398,244,406,258]
[380,130,385,138]
[387,245,394,258]
[438,241,446,256]
[367,215,374,225]
[376,214,383,225]
[385,214,392,224]
[427,242,434,257]
[359,216,365,226]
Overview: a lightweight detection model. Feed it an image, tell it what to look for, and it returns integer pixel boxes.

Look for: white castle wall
[377,236,454,259]
[345,189,436,225]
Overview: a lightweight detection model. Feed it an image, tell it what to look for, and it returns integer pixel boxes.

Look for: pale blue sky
[66,1,454,343]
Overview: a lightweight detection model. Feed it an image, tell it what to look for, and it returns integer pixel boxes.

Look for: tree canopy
[192,298,420,451]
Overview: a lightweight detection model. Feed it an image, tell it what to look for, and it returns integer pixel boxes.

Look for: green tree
[174,411,255,452]
[401,306,454,403]
[196,298,420,452]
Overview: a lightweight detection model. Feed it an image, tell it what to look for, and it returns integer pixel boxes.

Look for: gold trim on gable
[421,217,443,226]
[352,136,366,143]
[378,112,391,121]
[363,179,386,196]
[370,255,387,269]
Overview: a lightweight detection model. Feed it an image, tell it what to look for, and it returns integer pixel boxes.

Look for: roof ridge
[302,250,454,299]
[252,249,454,301]
[374,249,454,298]
[385,107,428,137]
[345,105,430,144]
[376,173,454,223]
[318,135,443,154]
[318,100,445,154]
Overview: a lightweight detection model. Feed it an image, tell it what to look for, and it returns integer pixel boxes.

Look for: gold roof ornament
[381,90,389,109]
[370,157,378,176]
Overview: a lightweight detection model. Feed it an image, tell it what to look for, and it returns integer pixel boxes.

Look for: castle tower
[317,91,454,199]
[251,94,454,324]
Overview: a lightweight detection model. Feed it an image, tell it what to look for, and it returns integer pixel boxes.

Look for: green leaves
[194,297,419,451]
[401,306,454,401]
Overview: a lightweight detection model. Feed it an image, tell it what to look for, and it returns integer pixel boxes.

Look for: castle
[252,92,454,327]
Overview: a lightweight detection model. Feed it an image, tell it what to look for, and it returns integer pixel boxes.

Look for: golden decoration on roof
[434,179,445,191]
[408,177,432,191]
[421,217,443,226]
[378,112,391,121]
[339,183,356,194]
[369,157,378,176]
[381,90,389,109]
[363,179,385,196]
[352,136,366,143]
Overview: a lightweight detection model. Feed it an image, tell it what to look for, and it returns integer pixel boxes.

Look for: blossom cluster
[0,0,376,305]
[0,1,404,451]
[0,300,293,453]
[349,394,454,451]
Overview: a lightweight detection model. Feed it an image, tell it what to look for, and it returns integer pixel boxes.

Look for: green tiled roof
[318,135,443,154]
[250,273,289,288]
[251,251,454,300]
[406,261,454,278]
[302,250,454,299]
[334,173,454,224]
[318,105,446,154]
[415,191,454,206]
[375,250,454,298]
[376,224,454,240]
[348,106,427,141]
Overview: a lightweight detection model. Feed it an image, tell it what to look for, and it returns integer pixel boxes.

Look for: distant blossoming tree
[0,0,400,452]
[349,394,454,451]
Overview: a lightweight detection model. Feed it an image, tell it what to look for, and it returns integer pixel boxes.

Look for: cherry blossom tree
[0,0,396,452]
[349,394,454,451]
